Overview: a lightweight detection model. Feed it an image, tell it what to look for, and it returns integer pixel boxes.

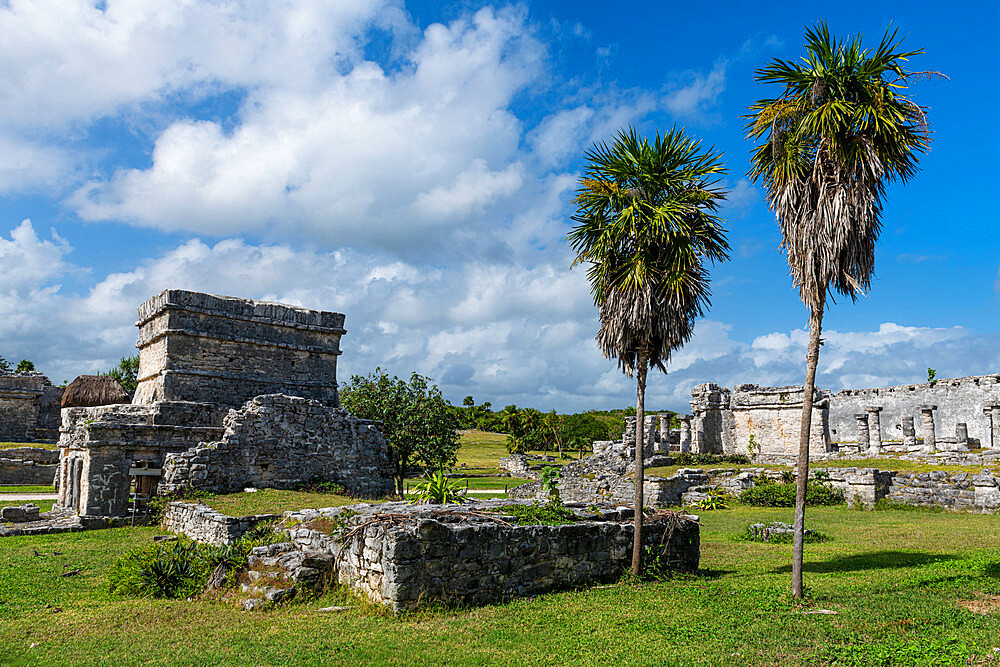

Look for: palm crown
[567,127,729,375]
[746,22,932,306]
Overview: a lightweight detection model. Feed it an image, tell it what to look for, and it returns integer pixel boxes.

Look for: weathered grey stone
[278,500,699,613]
[866,406,883,453]
[1,503,40,522]
[919,405,938,453]
[0,373,62,444]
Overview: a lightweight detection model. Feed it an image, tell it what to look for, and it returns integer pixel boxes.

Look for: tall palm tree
[569,127,729,575]
[746,23,934,598]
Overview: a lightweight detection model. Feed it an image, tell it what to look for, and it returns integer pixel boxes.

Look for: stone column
[984,405,1000,450]
[679,415,693,454]
[623,416,636,443]
[865,406,883,453]
[918,405,938,453]
[901,417,917,448]
[658,414,670,450]
[955,422,969,447]
[854,413,870,453]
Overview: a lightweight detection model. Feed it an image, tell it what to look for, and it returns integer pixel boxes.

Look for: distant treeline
[453,397,678,457]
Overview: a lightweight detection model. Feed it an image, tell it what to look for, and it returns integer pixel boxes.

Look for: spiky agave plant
[746,22,937,598]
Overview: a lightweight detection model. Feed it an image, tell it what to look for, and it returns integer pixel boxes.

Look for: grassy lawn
[0,499,54,512]
[203,489,368,517]
[2,506,1000,665]
[0,442,59,451]
[454,430,580,475]
[0,485,56,494]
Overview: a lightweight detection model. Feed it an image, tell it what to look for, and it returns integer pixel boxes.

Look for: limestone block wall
[731,384,831,456]
[55,402,226,517]
[162,502,280,547]
[690,383,734,454]
[829,374,1000,447]
[283,501,700,613]
[133,290,346,408]
[159,394,394,498]
[0,373,44,442]
[0,447,59,485]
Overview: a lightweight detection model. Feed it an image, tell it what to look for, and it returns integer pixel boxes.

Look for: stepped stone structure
[0,373,62,442]
[55,290,392,519]
[133,289,345,407]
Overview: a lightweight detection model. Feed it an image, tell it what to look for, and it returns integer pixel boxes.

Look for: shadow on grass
[771,551,958,574]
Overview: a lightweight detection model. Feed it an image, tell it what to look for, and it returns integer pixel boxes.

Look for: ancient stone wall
[0,373,45,442]
[55,402,227,517]
[690,383,734,454]
[280,501,700,613]
[159,394,394,497]
[133,290,346,408]
[0,447,58,485]
[828,374,1000,448]
[162,502,281,547]
[730,384,831,456]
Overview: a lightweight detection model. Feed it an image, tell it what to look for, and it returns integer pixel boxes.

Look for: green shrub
[108,526,286,599]
[292,477,346,495]
[540,466,562,506]
[735,521,830,544]
[738,480,845,507]
[411,469,464,504]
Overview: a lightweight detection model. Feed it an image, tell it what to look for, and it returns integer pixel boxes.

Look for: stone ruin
[237,500,699,613]
[0,371,62,443]
[55,289,394,519]
[660,374,1000,461]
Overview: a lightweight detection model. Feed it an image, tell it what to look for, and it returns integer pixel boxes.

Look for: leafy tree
[104,355,140,395]
[569,126,729,575]
[561,413,614,457]
[746,23,934,598]
[0,355,10,373]
[341,368,460,496]
[15,359,35,373]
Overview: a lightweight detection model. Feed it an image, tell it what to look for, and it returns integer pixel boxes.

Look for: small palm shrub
[694,492,731,510]
[411,469,464,504]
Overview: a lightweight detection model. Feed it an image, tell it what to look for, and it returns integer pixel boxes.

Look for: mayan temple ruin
[54,289,394,520]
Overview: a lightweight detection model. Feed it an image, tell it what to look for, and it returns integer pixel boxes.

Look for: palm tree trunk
[792,299,825,598]
[632,350,648,576]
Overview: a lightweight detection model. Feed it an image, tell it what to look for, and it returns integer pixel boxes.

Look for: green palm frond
[567,126,730,376]
[745,21,933,307]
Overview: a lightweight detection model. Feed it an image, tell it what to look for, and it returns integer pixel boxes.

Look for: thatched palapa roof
[61,375,131,408]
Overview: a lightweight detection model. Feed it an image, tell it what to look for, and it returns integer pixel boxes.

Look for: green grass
[0,499,54,513]
[0,441,58,451]
[454,430,581,475]
[0,485,56,494]
[202,489,369,517]
[2,507,1000,664]
[403,476,531,491]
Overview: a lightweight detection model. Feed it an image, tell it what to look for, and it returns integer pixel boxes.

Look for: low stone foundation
[261,500,700,613]
[163,502,281,547]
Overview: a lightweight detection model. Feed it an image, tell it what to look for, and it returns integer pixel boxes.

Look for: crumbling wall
[730,384,831,456]
[159,394,394,498]
[55,402,227,517]
[133,290,346,408]
[163,502,281,546]
[690,383,734,454]
[281,501,700,613]
[829,374,1000,447]
[0,447,59,485]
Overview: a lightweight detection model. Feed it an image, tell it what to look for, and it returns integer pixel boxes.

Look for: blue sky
[0,0,996,412]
